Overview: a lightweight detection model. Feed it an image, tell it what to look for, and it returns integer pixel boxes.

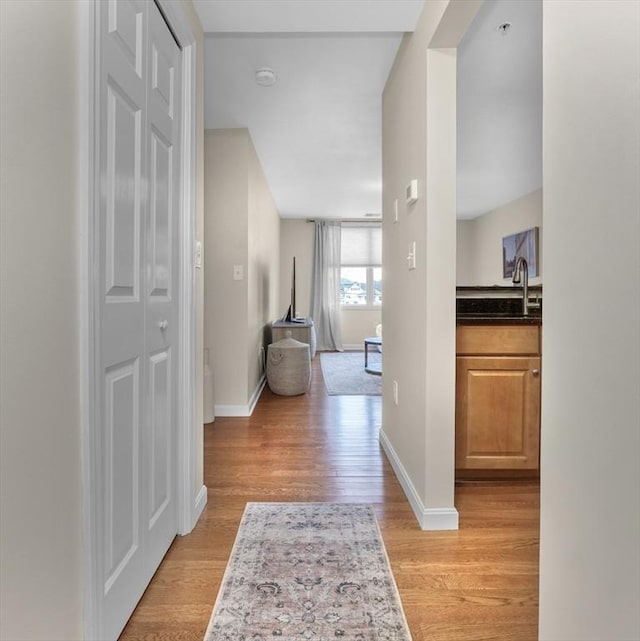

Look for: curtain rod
[305,218,381,224]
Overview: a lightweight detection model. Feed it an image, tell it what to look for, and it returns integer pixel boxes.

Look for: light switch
[405,179,418,205]
[233,264,243,280]
[195,241,202,268]
[407,241,416,270]
[393,198,399,223]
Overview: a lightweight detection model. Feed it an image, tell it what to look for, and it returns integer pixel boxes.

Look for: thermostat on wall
[405,179,418,205]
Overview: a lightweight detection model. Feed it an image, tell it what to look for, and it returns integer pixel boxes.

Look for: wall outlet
[393,380,399,405]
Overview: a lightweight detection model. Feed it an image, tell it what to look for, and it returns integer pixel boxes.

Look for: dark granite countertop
[456,314,542,326]
[456,284,543,293]
[456,289,542,325]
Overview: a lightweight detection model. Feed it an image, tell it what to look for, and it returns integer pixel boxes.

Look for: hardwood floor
[120,357,539,640]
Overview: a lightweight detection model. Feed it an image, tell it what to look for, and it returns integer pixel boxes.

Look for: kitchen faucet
[512,256,529,316]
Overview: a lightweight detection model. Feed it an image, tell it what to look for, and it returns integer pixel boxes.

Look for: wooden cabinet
[456,325,541,474]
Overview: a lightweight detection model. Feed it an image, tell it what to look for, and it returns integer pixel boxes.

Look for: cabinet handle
[159,319,168,331]
[532,369,540,377]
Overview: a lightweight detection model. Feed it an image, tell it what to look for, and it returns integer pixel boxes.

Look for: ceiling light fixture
[497,22,512,35]
[255,67,277,87]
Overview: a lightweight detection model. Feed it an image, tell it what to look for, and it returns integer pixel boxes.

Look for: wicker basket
[266,336,311,396]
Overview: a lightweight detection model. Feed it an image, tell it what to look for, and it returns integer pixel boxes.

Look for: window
[340,223,382,307]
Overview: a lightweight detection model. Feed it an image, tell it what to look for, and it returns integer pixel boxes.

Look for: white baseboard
[191,484,207,530]
[215,375,266,417]
[379,428,459,531]
[214,404,249,417]
[248,374,267,414]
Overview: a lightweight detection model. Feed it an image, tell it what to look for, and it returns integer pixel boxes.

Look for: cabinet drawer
[457,325,540,355]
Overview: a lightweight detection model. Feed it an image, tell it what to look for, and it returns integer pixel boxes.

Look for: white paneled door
[97,1,181,638]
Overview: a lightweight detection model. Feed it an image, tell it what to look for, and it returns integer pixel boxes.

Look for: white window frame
[340,224,382,311]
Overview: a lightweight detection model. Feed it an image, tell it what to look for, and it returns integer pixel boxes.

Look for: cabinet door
[456,356,540,470]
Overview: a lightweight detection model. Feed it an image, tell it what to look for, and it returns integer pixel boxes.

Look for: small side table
[364,337,382,375]
[272,319,316,358]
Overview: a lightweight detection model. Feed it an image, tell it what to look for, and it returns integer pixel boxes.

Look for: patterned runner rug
[204,503,411,641]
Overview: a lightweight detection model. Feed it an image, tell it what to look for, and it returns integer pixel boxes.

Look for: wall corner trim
[179,484,207,535]
[215,375,267,417]
[379,428,459,531]
[248,375,267,414]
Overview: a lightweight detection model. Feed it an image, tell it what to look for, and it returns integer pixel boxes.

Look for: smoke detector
[255,68,277,87]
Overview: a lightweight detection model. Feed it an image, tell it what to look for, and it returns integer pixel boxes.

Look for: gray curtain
[310,221,343,351]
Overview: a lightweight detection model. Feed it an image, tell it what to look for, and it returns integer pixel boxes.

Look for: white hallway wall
[204,128,281,414]
[0,3,84,638]
[539,0,640,638]
[382,1,640,635]
[205,129,251,408]
[0,2,206,638]
[247,134,281,392]
[381,0,481,530]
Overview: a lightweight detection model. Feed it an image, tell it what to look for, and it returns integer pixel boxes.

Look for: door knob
[159,320,168,330]
[532,369,540,376]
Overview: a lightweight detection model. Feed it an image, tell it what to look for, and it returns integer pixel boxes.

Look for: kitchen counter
[456,313,541,326]
[456,286,542,326]
[456,285,543,293]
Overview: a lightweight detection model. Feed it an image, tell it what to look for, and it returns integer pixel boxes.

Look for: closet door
[97,1,181,638]
[143,0,181,575]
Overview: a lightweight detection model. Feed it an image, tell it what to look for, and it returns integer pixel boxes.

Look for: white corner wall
[1,2,207,638]
[279,220,314,319]
[247,136,281,395]
[204,129,281,415]
[183,0,207,495]
[340,310,381,349]
[0,2,84,638]
[539,1,640,639]
[204,129,251,409]
[457,188,543,286]
[381,0,480,530]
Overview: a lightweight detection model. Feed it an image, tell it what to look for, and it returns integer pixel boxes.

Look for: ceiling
[457,0,542,219]
[195,0,542,221]
[193,0,426,33]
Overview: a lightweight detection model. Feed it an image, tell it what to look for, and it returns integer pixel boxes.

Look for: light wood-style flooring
[120,356,539,640]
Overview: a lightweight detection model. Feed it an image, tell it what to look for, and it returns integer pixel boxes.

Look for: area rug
[320,351,382,396]
[203,502,411,641]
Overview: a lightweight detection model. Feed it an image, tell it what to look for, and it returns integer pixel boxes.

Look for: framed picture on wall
[503,227,539,279]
